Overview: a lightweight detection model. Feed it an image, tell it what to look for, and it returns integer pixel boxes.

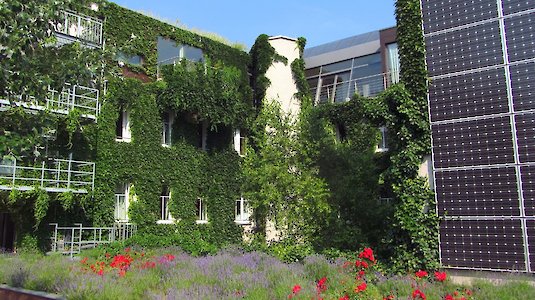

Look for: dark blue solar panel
[440,219,526,270]
[505,14,535,63]
[502,0,535,16]
[426,21,504,76]
[515,113,535,163]
[435,167,519,217]
[421,0,497,34]
[511,62,535,111]
[526,220,535,267]
[521,166,535,216]
[432,117,515,168]
[429,68,509,122]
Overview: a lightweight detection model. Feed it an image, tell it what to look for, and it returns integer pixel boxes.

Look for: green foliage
[33,189,50,228]
[291,37,313,110]
[249,34,279,105]
[243,100,330,242]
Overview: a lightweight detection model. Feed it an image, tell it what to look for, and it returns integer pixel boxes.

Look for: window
[157,36,204,66]
[235,197,251,224]
[199,121,208,151]
[196,198,207,223]
[162,111,173,146]
[114,183,130,221]
[386,43,400,84]
[116,108,131,142]
[377,126,388,152]
[116,52,143,66]
[0,156,15,176]
[158,186,173,223]
[233,129,246,156]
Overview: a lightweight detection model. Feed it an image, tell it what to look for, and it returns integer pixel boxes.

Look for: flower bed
[0,246,534,299]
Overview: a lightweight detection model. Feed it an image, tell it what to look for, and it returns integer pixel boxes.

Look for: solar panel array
[422,0,535,272]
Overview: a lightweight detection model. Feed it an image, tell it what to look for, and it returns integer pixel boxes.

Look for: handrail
[312,72,398,104]
[54,10,103,46]
[0,157,95,193]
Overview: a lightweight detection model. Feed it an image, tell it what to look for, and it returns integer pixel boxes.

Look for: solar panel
[527,220,535,267]
[426,21,504,77]
[432,117,515,168]
[440,219,526,270]
[421,0,498,34]
[502,0,535,16]
[505,14,535,63]
[521,166,535,216]
[511,62,535,111]
[435,167,520,217]
[515,113,535,163]
[429,68,509,122]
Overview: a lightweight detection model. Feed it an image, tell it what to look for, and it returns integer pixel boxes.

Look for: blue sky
[110,1,396,49]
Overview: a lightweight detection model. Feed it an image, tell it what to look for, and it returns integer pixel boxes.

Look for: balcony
[0,84,100,120]
[0,157,95,193]
[54,10,103,48]
[312,72,397,105]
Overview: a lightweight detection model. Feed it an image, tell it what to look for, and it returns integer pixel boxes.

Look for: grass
[0,246,534,299]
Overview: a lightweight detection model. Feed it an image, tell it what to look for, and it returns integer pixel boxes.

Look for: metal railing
[54,10,103,47]
[0,157,95,193]
[0,84,100,119]
[49,223,137,257]
[312,72,396,104]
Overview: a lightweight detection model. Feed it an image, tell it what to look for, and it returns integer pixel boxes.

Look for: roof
[304,30,380,58]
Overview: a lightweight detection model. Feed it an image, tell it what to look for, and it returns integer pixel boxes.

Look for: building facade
[421,0,535,272]
[304,27,400,105]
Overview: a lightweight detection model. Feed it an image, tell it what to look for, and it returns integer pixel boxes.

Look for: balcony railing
[312,72,397,105]
[0,157,95,193]
[49,223,137,257]
[54,10,103,48]
[0,84,100,120]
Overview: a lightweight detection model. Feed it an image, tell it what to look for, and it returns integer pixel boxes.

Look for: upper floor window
[162,111,173,146]
[116,107,131,142]
[235,197,251,224]
[116,52,143,66]
[114,183,130,222]
[233,129,246,156]
[157,37,204,66]
[377,126,389,152]
[386,43,400,84]
[196,198,207,224]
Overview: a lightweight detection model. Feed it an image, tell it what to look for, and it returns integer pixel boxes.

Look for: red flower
[355,282,367,293]
[339,295,350,300]
[383,295,394,300]
[412,289,426,299]
[165,254,175,261]
[97,269,104,276]
[444,294,453,300]
[292,285,301,294]
[118,269,126,277]
[434,271,447,282]
[359,247,375,262]
[465,289,472,296]
[317,277,327,293]
[80,257,88,265]
[415,270,428,278]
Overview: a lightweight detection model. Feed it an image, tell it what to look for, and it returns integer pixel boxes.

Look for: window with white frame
[233,129,246,156]
[158,186,173,223]
[235,197,251,224]
[377,126,388,152]
[386,42,400,85]
[114,183,130,221]
[116,108,131,142]
[196,198,207,223]
[162,111,173,146]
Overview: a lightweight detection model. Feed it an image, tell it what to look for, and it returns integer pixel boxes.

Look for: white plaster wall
[418,154,435,190]
[265,36,301,119]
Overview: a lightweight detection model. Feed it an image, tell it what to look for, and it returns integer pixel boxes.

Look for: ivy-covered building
[0,1,258,252]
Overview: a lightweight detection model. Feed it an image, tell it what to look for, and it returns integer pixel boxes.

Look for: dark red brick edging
[0,285,64,300]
